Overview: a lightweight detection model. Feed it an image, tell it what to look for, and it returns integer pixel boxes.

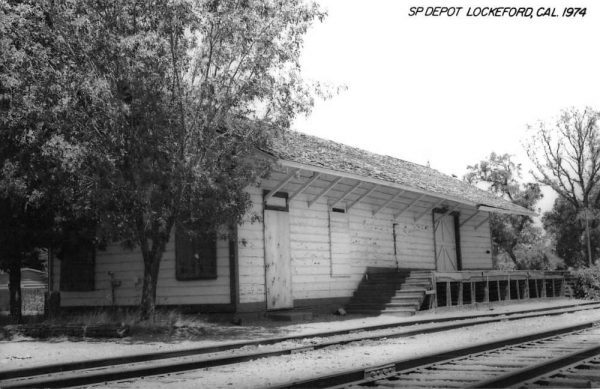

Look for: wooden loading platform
[346,268,568,316]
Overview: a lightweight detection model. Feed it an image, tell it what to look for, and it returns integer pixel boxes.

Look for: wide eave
[262,131,536,217]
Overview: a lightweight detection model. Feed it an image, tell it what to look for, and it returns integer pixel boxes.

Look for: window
[263,191,289,211]
[60,239,95,291]
[175,230,217,280]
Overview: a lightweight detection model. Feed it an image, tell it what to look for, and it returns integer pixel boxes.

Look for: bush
[571,264,600,299]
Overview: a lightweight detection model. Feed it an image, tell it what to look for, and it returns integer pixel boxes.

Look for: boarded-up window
[60,239,95,291]
[176,230,217,280]
[263,191,289,211]
[329,210,352,277]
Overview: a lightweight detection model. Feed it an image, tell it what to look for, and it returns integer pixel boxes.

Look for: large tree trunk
[138,227,171,322]
[139,250,163,321]
[8,259,22,324]
[135,203,175,321]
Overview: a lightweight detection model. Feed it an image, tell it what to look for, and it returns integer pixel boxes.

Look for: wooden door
[434,212,460,271]
[264,209,293,310]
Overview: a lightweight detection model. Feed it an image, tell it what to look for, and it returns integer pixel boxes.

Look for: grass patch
[1,308,223,340]
[44,308,214,327]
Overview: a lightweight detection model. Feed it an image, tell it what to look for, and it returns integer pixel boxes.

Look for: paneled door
[264,209,293,309]
[434,211,460,271]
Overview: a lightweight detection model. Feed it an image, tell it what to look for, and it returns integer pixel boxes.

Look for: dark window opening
[331,207,346,213]
[176,229,217,280]
[263,190,289,211]
[59,238,95,291]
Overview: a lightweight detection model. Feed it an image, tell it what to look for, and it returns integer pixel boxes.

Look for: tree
[10,0,325,320]
[525,107,600,265]
[542,197,600,268]
[0,1,86,322]
[465,153,544,269]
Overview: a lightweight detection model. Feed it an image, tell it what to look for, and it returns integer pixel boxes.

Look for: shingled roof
[265,130,534,216]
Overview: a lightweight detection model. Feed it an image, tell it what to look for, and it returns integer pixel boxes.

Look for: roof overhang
[278,159,478,208]
[477,205,537,217]
[277,159,535,217]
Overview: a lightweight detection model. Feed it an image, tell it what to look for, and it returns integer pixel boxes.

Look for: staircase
[383,271,432,316]
[345,269,433,317]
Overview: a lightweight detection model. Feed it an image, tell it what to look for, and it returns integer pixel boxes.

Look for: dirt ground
[0,298,593,372]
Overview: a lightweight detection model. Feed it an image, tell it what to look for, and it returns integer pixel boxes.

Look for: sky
[292,0,600,214]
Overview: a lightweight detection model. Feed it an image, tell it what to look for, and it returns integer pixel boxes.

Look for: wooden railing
[428,270,567,309]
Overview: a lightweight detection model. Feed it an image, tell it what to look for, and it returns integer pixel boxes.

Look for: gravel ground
[101,306,600,388]
[0,298,593,372]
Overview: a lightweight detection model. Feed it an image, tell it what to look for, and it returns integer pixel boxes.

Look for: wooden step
[385,301,420,309]
[409,271,433,277]
[352,288,399,297]
[356,283,402,288]
[405,275,431,281]
[350,297,395,304]
[390,296,423,304]
[366,272,408,277]
[402,282,430,289]
[403,280,431,285]
[381,307,416,317]
[393,291,424,298]
[381,311,414,317]
[403,277,431,282]
[399,286,428,293]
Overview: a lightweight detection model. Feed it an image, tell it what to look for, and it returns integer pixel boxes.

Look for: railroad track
[2,302,600,388]
[520,351,600,388]
[286,322,600,388]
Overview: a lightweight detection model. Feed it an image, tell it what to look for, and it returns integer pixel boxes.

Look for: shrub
[571,264,600,299]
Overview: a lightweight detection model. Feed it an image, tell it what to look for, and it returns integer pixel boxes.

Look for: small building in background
[0,268,48,315]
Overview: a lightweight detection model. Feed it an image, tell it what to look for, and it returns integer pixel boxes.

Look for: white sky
[293,0,600,214]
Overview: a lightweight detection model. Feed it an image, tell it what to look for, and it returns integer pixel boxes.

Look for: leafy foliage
[465,153,546,269]
[526,107,600,266]
[2,0,326,320]
[0,1,88,322]
[543,197,600,268]
[525,107,600,209]
[571,264,600,300]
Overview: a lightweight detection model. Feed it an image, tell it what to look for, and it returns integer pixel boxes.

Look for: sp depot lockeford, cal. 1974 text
[408,6,587,18]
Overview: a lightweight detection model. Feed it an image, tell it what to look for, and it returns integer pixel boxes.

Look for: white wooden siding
[53,170,494,309]
[53,234,231,307]
[236,171,494,305]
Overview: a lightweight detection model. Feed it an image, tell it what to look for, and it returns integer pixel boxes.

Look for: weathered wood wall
[53,234,231,307]
[52,168,493,310]
[237,171,493,307]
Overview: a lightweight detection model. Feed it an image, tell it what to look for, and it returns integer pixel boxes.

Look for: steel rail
[2,302,599,388]
[282,321,600,388]
[471,343,600,388]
